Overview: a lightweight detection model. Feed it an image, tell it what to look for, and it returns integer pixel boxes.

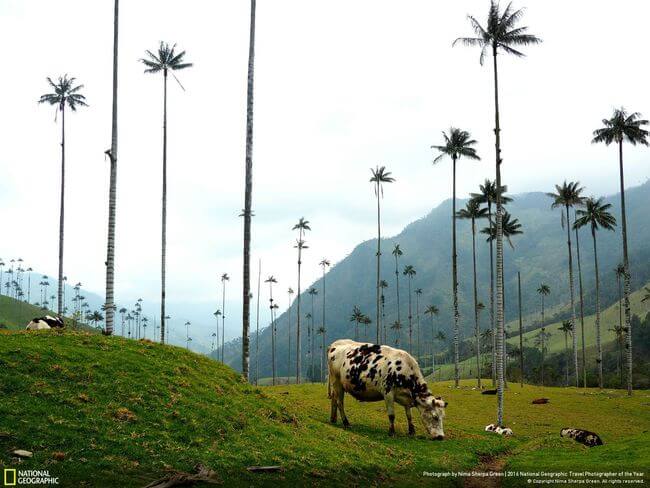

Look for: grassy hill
[1,331,649,486]
[434,282,650,381]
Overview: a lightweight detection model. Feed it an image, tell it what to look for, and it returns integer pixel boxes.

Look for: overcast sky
[1,0,648,340]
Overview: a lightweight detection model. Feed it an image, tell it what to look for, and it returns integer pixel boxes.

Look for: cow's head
[416,395,447,440]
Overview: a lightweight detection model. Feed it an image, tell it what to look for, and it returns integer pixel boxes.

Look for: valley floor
[0,331,648,487]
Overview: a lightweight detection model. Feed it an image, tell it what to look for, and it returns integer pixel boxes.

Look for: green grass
[1,331,648,487]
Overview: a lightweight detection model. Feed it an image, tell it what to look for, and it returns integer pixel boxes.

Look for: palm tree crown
[547,181,585,211]
[369,166,395,193]
[293,217,311,233]
[457,198,489,221]
[141,42,193,74]
[470,179,513,209]
[574,197,616,233]
[38,75,88,111]
[453,0,542,65]
[482,211,523,247]
[537,284,551,297]
[592,108,649,146]
[432,128,481,163]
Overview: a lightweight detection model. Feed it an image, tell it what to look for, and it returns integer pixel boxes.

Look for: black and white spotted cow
[26,316,64,330]
[327,339,447,439]
[560,428,603,447]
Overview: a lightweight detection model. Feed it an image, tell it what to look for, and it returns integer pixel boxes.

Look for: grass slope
[0,295,55,330]
[1,331,648,487]
[434,282,650,381]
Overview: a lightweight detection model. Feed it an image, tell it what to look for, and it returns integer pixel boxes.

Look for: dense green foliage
[1,331,648,486]
[232,183,650,379]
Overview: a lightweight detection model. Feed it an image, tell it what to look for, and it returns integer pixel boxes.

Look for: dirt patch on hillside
[463,455,508,488]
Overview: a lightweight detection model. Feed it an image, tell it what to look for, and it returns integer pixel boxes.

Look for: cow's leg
[330,390,338,424]
[335,385,350,428]
[405,406,415,436]
[384,392,396,436]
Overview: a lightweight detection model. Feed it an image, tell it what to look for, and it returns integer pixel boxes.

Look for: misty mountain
[224,181,650,378]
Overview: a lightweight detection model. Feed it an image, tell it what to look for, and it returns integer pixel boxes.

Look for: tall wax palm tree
[119,307,127,336]
[558,320,573,387]
[140,42,192,345]
[221,273,230,362]
[293,217,311,383]
[402,265,417,354]
[38,75,88,317]
[380,280,389,343]
[391,244,403,331]
[103,0,120,336]
[362,315,372,342]
[458,198,488,388]
[615,263,625,357]
[305,312,313,376]
[574,197,616,388]
[471,180,513,386]
[536,283,550,328]
[370,166,395,343]
[425,305,439,373]
[266,275,278,386]
[414,288,422,359]
[455,0,540,426]
[548,181,584,386]
[432,127,480,387]
[241,0,257,381]
[593,108,649,396]
[185,321,191,349]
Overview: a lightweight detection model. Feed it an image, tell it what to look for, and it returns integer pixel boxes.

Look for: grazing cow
[532,398,550,404]
[26,316,64,330]
[560,428,603,447]
[327,339,447,439]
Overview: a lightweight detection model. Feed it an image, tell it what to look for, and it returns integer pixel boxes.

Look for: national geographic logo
[3,469,59,485]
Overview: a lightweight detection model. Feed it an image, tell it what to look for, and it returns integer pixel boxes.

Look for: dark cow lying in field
[560,428,603,447]
[26,316,64,330]
[327,339,447,439]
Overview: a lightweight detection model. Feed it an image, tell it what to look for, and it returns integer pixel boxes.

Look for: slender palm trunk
[518,272,523,388]
[310,294,315,380]
[394,255,401,329]
[407,277,413,354]
[416,294,420,360]
[617,274,623,386]
[221,281,226,362]
[564,205,579,386]
[375,182,381,343]
[492,46,506,426]
[574,216,586,387]
[618,141,633,396]
[104,0,119,336]
[451,155,460,388]
[255,259,261,385]
[241,0,256,381]
[592,228,603,388]
[296,234,303,384]
[57,107,66,318]
[487,203,496,387]
[287,293,292,382]
[471,217,481,388]
[322,270,326,378]
[269,281,275,386]
[160,69,169,345]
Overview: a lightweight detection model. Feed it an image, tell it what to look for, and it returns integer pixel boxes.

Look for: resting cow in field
[327,339,447,439]
[560,428,603,447]
[26,316,64,330]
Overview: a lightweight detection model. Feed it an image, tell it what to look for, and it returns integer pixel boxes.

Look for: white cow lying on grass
[327,339,447,439]
[26,316,64,330]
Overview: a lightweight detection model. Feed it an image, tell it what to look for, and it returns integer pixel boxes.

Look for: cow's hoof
[408,427,416,436]
[342,420,350,429]
[330,418,337,424]
[388,429,395,437]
